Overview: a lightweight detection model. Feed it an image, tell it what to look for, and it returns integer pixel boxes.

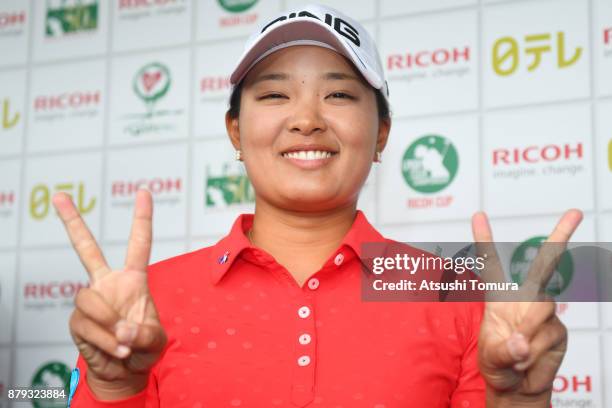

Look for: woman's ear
[225,111,241,150]
[376,116,391,156]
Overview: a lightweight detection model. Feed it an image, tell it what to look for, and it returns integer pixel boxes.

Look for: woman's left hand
[471,209,583,407]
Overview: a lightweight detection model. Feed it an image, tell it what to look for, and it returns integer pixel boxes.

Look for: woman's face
[226,45,390,212]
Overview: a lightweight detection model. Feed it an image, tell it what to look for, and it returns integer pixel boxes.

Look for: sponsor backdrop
[0,0,610,406]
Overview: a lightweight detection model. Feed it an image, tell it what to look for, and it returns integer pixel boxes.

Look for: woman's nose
[286,96,327,136]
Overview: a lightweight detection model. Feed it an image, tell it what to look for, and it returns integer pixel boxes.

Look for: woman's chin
[276,188,347,211]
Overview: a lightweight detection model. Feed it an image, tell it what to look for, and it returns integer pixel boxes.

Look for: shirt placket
[290,279,320,407]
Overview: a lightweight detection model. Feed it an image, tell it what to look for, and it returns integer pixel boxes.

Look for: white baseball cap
[229,3,390,104]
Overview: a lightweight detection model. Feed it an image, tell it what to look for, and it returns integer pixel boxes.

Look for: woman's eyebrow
[252,72,360,85]
[322,72,360,81]
[252,72,289,85]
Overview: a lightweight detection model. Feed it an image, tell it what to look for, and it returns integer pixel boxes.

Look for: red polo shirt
[71,210,486,407]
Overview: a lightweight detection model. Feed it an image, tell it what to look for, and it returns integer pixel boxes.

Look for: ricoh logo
[0,10,26,29]
[34,91,101,111]
[30,182,96,220]
[112,179,182,197]
[553,375,592,393]
[386,47,471,82]
[0,191,15,217]
[111,178,182,206]
[551,375,593,407]
[492,31,582,76]
[491,143,585,180]
[23,280,88,312]
[493,143,583,165]
[387,47,470,69]
[24,281,87,300]
[119,0,184,9]
[2,99,20,130]
[117,0,187,19]
[200,76,231,94]
[32,91,102,123]
[605,27,611,46]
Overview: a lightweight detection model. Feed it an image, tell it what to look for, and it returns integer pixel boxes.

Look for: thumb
[115,320,166,352]
[485,332,530,368]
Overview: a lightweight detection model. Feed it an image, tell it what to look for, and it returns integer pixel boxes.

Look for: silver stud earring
[235,149,242,161]
[375,151,382,163]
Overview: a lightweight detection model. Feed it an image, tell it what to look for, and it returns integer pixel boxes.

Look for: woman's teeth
[282,151,334,160]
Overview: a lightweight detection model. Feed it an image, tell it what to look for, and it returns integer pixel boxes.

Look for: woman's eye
[328,92,354,99]
[259,93,285,100]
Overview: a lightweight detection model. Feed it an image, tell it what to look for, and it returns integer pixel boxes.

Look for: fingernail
[513,360,530,371]
[507,333,529,361]
[115,345,130,358]
[115,320,138,344]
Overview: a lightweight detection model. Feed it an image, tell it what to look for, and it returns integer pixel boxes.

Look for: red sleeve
[69,355,160,408]
[450,302,486,408]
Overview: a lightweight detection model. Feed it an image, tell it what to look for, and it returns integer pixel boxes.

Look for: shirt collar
[209,210,387,285]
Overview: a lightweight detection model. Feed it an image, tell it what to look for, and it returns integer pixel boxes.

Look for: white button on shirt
[297,355,311,366]
[307,278,320,290]
[334,253,344,266]
[299,333,312,345]
[298,306,311,318]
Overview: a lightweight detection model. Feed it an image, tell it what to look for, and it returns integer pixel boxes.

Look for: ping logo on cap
[260,11,361,48]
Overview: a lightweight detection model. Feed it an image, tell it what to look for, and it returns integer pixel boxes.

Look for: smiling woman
[56,3,582,408]
[226,44,389,222]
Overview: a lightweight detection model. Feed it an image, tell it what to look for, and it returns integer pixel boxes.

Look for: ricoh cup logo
[134,62,171,116]
[205,163,254,209]
[30,361,71,408]
[119,60,185,138]
[218,0,258,13]
[401,135,459,194]
[492,31,582,76]
[45,0,98,38]
[510,236,574,297]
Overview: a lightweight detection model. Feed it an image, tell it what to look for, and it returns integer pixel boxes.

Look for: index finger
[124,188,153,272]
[524,209,583,290]
[471,211,506,287]
[52,192,110,282]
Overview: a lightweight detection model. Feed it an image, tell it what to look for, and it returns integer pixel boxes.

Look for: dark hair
[227,79,391,122]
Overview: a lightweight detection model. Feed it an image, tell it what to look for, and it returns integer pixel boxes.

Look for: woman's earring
[375,151,382,163]
[235,149,242,161]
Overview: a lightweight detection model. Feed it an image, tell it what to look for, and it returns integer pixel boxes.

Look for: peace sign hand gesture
[53,189,167,400]
[472,209,583,407]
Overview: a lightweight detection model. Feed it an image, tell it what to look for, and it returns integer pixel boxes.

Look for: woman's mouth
[280,148,338,169]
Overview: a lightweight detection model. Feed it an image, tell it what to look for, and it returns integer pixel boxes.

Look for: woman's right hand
[53,189,167,400]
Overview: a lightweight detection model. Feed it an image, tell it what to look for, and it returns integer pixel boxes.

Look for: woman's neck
[249,199,357,287]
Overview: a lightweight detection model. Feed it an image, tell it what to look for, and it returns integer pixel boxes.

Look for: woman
[53,4,582,407]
